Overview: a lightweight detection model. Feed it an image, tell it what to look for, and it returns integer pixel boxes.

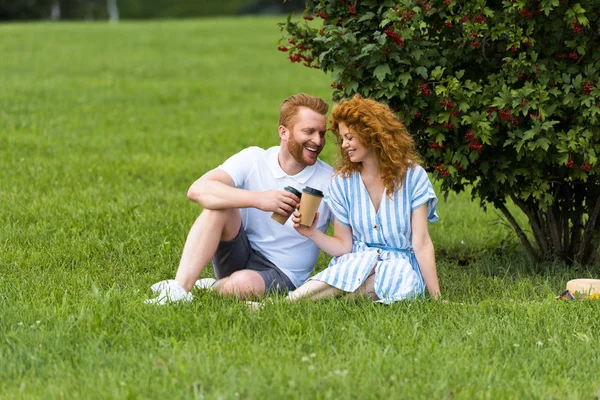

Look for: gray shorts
[211,228,295,294]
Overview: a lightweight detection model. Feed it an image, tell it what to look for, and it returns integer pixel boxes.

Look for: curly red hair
[330,95,421,195]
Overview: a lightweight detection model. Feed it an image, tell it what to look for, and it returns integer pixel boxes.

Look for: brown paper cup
[299,186,324,226]
[271,186,302,225]
[271,212,291,224]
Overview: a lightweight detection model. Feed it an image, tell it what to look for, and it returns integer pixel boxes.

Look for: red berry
[519,9,532,19]
[474,15,487,23]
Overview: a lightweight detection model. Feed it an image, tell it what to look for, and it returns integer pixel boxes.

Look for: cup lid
[302,186,324,197]
[283,186,302,197]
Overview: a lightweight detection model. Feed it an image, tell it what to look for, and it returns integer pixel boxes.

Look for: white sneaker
[150,280,170,294]
[145,280,192,305]
[246,301,264,311]
[194,278,217,290]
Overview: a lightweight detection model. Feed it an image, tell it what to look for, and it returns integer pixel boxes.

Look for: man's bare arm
[187,169,299,214]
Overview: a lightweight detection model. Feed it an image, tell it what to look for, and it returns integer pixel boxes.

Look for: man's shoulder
[314,158,334,174]
[235,146,268,158]
[223,146,269,165]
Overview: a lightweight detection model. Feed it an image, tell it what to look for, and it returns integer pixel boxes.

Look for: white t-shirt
[218,146,333,287]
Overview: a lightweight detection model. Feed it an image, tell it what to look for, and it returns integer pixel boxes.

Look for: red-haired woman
[289,95,441,303]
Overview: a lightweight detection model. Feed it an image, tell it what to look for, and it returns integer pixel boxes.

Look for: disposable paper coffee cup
[299,186,324,226]
[271,186,302,225]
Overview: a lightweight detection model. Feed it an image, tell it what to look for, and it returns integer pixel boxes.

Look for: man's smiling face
[285,107,327,166]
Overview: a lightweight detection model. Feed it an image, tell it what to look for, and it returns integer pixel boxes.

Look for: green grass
[1,17,599,399]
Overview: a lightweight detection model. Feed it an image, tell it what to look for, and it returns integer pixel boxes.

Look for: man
[146,94,333,304]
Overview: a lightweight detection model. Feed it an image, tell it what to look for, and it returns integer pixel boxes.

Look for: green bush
[280,0,600,265]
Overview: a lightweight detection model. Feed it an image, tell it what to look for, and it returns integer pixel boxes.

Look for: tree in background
[107,0,119,21]
[280,0,600,265]
[0,0,282,20]
[0,0,116,20]
[0,0,53,20]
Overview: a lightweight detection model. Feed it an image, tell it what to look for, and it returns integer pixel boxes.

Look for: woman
[289,95,441,303]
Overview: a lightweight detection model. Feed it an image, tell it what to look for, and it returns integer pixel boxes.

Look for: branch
[538,208,555,257]
[495,202,537,259]
[511,195,550,257]
[576,195,600,264]
[568,212,583,257]
[546,184,564,256]
[547,206,563,257]
[563,214,569,257]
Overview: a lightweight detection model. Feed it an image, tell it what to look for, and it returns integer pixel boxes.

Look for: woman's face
[338,122,373,164]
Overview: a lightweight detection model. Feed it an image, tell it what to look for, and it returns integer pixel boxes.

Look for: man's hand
[255,190,300,216]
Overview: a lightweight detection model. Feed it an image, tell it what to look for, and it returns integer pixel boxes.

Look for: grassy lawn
[1,17,599,399]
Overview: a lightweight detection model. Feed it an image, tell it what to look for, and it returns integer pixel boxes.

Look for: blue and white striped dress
[310,165,438,303]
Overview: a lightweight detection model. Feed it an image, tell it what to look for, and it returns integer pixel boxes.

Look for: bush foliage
[280,0,600,265]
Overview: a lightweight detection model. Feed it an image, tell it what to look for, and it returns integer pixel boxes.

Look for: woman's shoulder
[404,163,427,181]
[328,171,358,196]
[333,170,358,182]
[407,162,426,173]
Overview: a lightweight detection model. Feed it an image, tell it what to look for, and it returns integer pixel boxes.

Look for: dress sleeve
[217,147,263,188]
[409,166,439,223]
[324,175,350,226]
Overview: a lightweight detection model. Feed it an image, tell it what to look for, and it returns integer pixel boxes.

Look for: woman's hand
[292,210,319,238]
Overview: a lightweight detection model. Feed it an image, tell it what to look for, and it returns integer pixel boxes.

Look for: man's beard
[287,133,318,166]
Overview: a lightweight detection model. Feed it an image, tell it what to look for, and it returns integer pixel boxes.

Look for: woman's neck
[359,157,380,181]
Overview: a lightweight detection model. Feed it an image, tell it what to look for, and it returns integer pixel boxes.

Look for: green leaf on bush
[411,49,424,61]
[492,97,507,109]
[399,73,411,88]
[344,81,359,96]
[535,138,551,151]
[374,64,391,82]
[359,12,376,22]
[540,120,559,131]
[415,66,428,79]
[431,66,445,80]
[360,44,378,55]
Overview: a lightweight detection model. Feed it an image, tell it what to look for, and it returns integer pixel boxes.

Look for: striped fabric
[310,165,438,303]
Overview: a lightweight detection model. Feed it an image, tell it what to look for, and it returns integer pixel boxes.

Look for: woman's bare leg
[352,266,379,300]
[286,279,342,301]
[352,273,379,300]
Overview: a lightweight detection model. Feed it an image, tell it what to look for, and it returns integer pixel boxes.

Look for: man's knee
[195,208,241,241]
[217,270,265,299]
